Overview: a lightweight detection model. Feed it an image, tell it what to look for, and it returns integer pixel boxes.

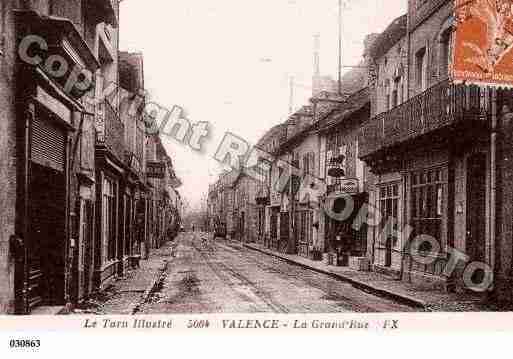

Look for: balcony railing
[96,99,125,162]
[359,80,490,158]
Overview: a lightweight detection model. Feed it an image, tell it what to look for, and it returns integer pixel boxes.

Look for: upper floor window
[384,80,391,110]
[392,78,400,108]
[51,0,83,28]
[416,47,428,92]
[439,29,453,79]
[302,152,315,176]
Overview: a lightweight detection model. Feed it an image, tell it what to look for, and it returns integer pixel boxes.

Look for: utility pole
[338,0,343,95]
[289,76,295,115]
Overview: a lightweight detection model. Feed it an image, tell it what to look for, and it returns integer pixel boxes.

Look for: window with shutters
[416,47,428,92]
[439,29,453,80]
[302,154,309,176]
[102,176,117,264]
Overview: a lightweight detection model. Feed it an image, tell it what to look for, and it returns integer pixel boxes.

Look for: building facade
[359,0,513,297]
[0,1,182,314]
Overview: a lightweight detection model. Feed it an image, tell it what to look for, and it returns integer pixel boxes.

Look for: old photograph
[1,0,513,321]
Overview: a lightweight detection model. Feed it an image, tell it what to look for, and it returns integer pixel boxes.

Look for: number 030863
[9,339,40,349]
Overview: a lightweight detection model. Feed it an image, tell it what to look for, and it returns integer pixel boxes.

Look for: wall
[0,0,19,314]
[373,37,407,116]
[407,0,453,98]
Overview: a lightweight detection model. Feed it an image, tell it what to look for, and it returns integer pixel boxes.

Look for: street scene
[3,0,513,317]
[137,233,415,314]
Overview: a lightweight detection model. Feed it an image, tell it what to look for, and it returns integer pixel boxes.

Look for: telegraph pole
[338,0,343,95]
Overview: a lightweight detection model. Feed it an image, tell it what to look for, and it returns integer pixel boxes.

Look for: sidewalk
[75,241,175,315]
[241,241,492,312]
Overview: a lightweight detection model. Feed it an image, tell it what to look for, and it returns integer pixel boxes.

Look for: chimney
[363,33,380,57]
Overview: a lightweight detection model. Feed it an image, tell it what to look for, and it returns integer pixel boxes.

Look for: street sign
[338,178,359,194]
[147,161,166,179]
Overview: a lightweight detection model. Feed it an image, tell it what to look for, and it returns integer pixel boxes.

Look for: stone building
[253,124,286,247]
[317,88,370,266]
[359,0,513,297]
[232,171,258,243]
[0,1,183,314]
[0,0,118,314]
[208,170,239,239]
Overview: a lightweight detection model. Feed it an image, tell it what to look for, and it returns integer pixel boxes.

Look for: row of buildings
[0,1,183,314]
[208,0,513,301]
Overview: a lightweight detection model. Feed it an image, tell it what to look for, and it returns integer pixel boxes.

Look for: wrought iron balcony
[359,80,491,158]
[96,99,125,162]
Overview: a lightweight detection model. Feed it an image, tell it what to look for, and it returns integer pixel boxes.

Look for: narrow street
[138,233,418,314]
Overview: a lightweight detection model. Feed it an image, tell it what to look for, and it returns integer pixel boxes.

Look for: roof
[317,87,371,133]
[368,14,407,59]
[255,123,286,148]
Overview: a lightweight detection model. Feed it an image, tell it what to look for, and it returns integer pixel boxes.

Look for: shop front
[323,191,368,267]
[16,78,81,313]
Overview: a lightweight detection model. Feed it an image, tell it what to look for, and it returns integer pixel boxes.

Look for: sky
[119,0,407,212]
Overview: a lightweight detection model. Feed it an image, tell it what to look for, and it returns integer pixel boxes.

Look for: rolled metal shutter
[31,116,66,172]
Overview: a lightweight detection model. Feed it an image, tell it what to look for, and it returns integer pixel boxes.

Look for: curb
[130,259,169,315]
[243,243,426,309]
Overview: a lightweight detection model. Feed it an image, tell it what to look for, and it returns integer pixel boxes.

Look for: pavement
[74,241,175,315]
[240,240,491,312]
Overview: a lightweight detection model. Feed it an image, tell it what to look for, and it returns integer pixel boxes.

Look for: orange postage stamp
[453,0,513,86]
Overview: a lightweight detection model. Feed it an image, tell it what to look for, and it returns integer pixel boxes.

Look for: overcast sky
[119,0,407,212]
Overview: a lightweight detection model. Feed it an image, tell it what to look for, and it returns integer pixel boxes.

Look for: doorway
[28,163,67,307]
[466,153,486,264]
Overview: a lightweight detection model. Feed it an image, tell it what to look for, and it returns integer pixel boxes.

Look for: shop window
[410,168,445,249]
[378,183,400,244]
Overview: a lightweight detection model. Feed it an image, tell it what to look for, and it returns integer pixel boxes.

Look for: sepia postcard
[2,0,513,354]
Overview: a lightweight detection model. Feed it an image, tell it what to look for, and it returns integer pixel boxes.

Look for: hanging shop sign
[147,161,166,179]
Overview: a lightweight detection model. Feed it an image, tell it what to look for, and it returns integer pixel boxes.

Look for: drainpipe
[490,88,497,280]
[370,174,381,270]
[399,171,407,281]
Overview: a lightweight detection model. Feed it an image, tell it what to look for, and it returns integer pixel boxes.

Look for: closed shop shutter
[31,116,66,172]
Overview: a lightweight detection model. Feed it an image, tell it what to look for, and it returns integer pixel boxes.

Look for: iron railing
[359,80,491,158]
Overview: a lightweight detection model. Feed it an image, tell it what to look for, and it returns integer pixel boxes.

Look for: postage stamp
[453,0,513,85]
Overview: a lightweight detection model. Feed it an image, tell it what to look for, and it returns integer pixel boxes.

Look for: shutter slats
[31,116,66,172]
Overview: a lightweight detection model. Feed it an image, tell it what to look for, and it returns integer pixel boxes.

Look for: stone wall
[0,1,18,314]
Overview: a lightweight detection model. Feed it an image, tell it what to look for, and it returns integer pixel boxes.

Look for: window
[392,77,400,108]
[379,183,400,243]
[416,47,428,91]
[385,80,391,110]
[303,153,315,176]
[102,176,117,264]
[51,0,82,27]
[410,168,445,249]
[416,0,429,9]
[440,29,453,79]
